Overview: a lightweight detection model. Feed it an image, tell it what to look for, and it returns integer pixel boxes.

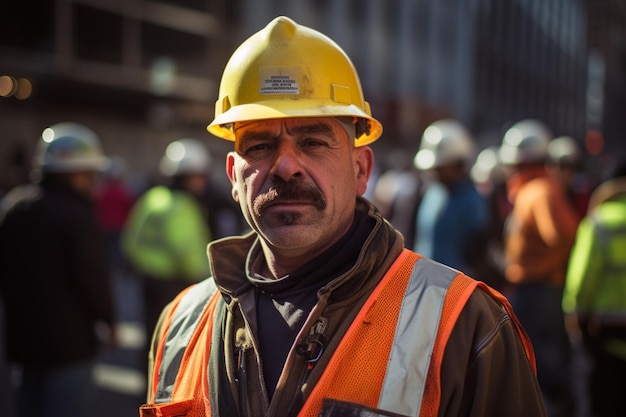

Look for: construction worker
[121,138,212,337]
[0,122,117,417]
[498,119,580,417]
[470,146,510,292]
[372,148,425,244]
[546,135,591,219]
[563,158,626,417]
[140,17,546,417]
[412,119,489,278]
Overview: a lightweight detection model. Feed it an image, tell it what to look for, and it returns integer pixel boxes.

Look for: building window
[74,5,123,64]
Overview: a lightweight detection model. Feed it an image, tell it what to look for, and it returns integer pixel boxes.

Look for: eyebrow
[238,121,336,143]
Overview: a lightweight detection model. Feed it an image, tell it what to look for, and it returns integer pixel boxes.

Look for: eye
[300,138,328,148]
[249,143,271,152]
[239,141,274,156]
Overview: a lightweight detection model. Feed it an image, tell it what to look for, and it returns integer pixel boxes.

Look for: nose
[269,140,304,182]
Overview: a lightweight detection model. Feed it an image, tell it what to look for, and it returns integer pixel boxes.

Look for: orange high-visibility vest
[140,249,535,417]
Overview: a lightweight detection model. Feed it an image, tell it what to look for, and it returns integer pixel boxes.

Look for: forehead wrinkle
[285,121,335,138]
[238,130,275,143]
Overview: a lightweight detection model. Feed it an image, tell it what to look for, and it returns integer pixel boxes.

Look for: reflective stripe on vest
[141,249,534,417]
[298,250,486,417]
[154,278,218,403]
[141,278,220,417]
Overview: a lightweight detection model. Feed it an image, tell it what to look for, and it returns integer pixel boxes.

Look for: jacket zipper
[297,318,328,387]
[237,347,249,417]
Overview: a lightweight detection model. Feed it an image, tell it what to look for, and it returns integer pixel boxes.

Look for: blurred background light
[0,76,33,99]
[14,78,33,100]
[0,75,17,97]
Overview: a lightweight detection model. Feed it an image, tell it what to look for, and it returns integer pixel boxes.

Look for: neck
[255,220,355,279]
[256,234,345,279]
[257,248,312,279]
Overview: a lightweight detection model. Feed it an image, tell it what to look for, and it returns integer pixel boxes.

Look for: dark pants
[583,328,626,417]
[509,283,574,417]
[15,359,95,417]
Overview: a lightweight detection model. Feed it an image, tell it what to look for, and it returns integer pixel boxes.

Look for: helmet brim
[207,99,382,147]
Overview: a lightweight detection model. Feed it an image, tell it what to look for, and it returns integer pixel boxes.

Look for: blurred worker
[412,119,489,278]
[121,138,213,337]
[0,122,117,417]
[470,145,510,291]
[199,167,248,240]
[95,156,135,274]
[140,17,546,417]
[563,157,626,417]
[372,148,425,244]
[499,119,580,417]
[547,135,591,219]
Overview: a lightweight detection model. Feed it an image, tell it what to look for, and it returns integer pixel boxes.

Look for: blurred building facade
[0,0,241,194]
[238,0,593,148]
[1,0,624,193]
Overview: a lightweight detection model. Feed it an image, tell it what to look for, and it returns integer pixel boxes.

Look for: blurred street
[0,267,149,417]
[92,268,148,417]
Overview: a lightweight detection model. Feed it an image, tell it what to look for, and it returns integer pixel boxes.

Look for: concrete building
[0,0,241,194]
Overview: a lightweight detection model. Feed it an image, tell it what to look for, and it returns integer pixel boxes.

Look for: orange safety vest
[140,249,535,417]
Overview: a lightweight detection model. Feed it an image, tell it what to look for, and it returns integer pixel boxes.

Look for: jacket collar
[207,197,404,303]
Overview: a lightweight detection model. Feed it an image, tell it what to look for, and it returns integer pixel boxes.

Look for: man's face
[434,161,464,187]
[68,171,100,201]
[226,117,373,259]
[181,173,208,197]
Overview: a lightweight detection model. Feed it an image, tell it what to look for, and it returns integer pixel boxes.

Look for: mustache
[253,180,326,216]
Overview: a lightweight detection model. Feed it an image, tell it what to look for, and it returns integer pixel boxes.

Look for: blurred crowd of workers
[0,114,626,417]
[0,123,246,417]
[0,114,624,417]
[373,118,626,417]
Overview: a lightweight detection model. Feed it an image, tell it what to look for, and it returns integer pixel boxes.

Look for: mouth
[265,199,318,212]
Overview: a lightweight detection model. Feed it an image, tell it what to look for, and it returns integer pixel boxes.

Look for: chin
[262,225,323,250]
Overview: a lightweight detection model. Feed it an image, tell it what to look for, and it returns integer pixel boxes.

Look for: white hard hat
[34,122,110,173]
[159,139,211,177]
[414,119,475,170]
[471,146,504,184]
[499,119,551,165]
[548,136,581,165]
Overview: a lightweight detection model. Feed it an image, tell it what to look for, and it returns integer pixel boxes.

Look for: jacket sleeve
[439,288,547,417]
[563,217,602,315]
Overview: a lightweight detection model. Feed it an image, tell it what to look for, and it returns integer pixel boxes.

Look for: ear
[226,152,240,202]
[353,146,374,196]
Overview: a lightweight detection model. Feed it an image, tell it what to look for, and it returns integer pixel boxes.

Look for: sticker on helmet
[259,67,300,95]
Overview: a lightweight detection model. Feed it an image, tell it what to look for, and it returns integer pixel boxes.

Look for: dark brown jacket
[147,198,546,417]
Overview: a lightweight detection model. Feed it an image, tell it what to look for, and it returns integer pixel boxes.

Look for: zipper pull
[296,318,327,385]
[235,329,249,417]
[296,318,327,361]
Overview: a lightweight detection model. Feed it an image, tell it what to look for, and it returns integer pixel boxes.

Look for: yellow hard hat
[207,16,383,147]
